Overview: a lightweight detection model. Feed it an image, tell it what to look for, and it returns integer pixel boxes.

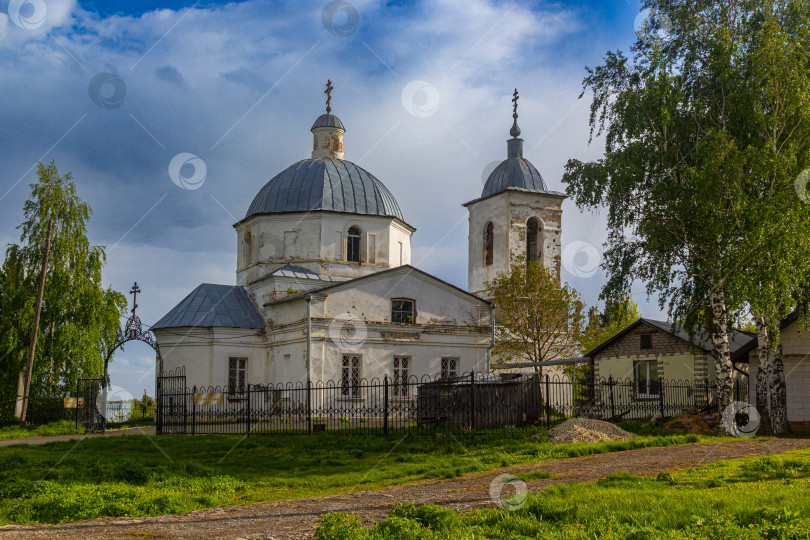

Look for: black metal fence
[156,367,749,435]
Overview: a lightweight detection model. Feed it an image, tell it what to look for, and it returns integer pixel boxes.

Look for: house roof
[584,317,755,362]
[264,264,493,307]
[152,284,265,330]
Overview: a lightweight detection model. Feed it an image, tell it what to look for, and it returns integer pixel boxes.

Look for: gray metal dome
[481,138,548,198]
[311,114,345,131]
[245,158,404,221]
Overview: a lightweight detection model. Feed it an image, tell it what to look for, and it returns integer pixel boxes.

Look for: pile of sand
[546,418,639,444]
[664,414,714,435]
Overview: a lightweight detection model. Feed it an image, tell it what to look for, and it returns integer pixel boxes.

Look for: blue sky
[0,0,662,398]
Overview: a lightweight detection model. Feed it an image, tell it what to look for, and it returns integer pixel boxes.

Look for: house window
[526,218,540,264]
[347,226,361,263]
[640,334,653,350]
[341,354,362,397]
[484,222,494,266]
[391,299,415,324]
[393,356,409,397]
[228,357,247,398]
[635,360,659,397]
[441,357,458,379]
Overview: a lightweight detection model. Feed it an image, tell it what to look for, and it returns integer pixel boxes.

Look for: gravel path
[0,426,156,447]
[2,437,808,539]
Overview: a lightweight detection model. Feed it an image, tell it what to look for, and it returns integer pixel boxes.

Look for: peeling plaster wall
[235,212,413,285]
[466,190,563,296]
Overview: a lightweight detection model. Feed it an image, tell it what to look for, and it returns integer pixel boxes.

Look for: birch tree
[563,0,810,430]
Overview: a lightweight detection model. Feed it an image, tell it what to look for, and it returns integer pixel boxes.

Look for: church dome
[482,150,548,198]
[245,158,404,221]
[311,113,345,131]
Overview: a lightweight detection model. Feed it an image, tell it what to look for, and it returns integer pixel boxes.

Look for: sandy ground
[2,437,808,539]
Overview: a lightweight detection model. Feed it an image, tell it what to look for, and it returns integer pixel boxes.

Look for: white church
[152,86,564,395]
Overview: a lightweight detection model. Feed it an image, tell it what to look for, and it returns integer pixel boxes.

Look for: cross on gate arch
[100,282,162,432]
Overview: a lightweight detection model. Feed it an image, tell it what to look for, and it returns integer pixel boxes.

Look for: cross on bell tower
[510,88,521,138]
[325,79,333,114]
[129,282,141,316]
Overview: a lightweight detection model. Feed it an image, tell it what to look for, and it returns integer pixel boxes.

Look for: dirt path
[0,426,156,447]
[3,438,809,539]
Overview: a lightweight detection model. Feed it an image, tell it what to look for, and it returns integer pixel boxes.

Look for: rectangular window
[341,354,362,397]
[635,360,659,397]
[228,357,247,398]
[441,357,458,379]
[391,299,415,324]
[640,334,653,350]
[393,356,410,397]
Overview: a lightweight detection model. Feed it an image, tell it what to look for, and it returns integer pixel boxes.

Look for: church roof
[311,113,345,130]
[152,284,265,330]
[482,153,549,197]
[244,158,405,222]
[249,264,347,285]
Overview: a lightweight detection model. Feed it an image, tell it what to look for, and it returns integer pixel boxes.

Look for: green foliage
[487,260,586,368]
[0,161,126,403]
[317,449,810,539]
[0,429,709,524]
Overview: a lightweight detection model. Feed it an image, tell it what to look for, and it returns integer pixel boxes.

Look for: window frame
[441,357,459,379]
[392,355,410,398]
[526,217,540,264]
[341,354,362,398]
[634,360,660,398]
[347,226,362,263]
[228,357,248,400]
[391,298,416,324]
[639,333,653,350]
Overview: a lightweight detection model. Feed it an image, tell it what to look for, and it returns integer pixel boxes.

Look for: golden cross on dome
[325,80,333,114]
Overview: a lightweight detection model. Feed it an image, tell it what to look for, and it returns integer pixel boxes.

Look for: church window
[441,357,458,379]
[347,226,361,263]
[391,299,415,324]
[341,354,362,397]
[484,222,494,266]
[526,218,540,264]
[228,357,247,398]
[393,356,410,397]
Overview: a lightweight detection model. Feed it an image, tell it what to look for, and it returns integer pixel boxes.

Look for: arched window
[244,230,253,266]
[347,226,361,263]
[526,218,540,265]
[484,222,494,266]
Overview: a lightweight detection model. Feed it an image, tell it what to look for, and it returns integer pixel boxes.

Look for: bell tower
[464,89,565,297]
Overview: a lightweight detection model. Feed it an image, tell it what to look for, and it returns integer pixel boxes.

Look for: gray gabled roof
[152,284,265,330]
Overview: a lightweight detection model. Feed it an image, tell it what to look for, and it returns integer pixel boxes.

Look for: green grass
[315,449,810,539]
[0,427,709,524]
[0,420,84,441]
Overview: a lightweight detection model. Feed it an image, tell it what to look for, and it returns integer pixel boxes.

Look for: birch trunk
[710,289,734,430]
[754,315,774,435]
[768,332,791,434]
